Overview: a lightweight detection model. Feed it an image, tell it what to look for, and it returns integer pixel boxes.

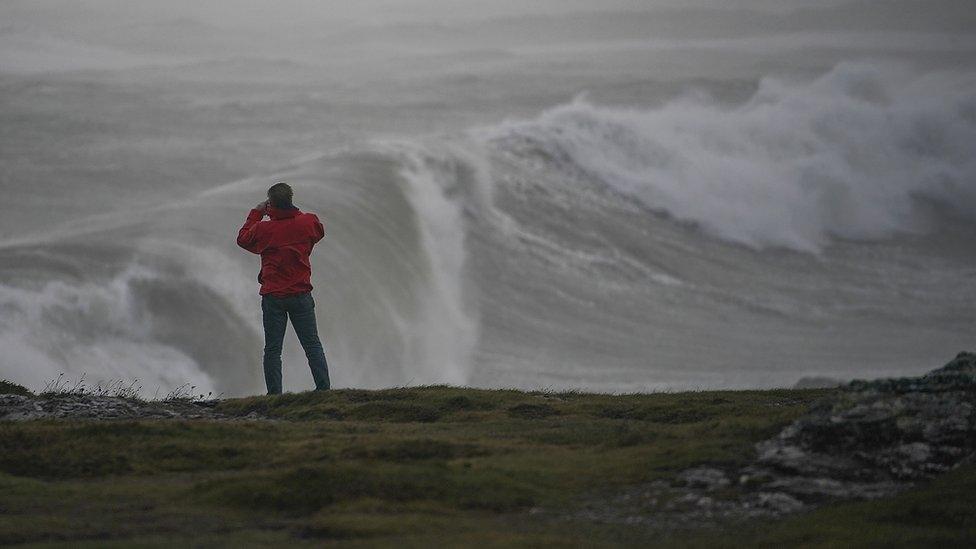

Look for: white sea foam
[0,263,215,394]
[372,140,480,385]
[483,62,976,252]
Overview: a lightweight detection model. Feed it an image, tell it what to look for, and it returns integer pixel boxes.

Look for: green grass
[0,386,972,546]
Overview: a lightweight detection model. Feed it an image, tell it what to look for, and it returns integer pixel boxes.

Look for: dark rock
[734,351,976,507]
[793,376,846,389]
[751,492,804,514]
[657,352,976,526]
[676,467,730,491]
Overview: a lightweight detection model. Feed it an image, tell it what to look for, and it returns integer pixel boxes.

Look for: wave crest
[482,62,976,252]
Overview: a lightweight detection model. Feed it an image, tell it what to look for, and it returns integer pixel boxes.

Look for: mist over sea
[1,0,974,396]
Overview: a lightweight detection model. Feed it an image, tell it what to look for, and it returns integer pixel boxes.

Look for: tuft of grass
[507,403,559,419]
[194,461,539,516]
[0,380,31,397]
[345,401,444,422]
[214,386,508,422]
[40,373,144,400]
[159,383,217,403]
[340,439,491,461]
[33,374,219,403]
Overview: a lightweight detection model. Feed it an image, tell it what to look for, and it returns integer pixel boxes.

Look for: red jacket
[237,205,325,297]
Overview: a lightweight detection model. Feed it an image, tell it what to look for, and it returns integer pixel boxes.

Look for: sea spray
[481,62,976,252]
[0,258,217,394]
[376,141,481,385]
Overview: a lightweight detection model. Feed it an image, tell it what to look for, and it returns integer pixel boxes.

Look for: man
[236,182,330,394]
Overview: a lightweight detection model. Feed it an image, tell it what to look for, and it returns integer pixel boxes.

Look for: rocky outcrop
[573,352,976,530]
[740,351,976,505]
[792,376,846,389]
[0,393,238,421]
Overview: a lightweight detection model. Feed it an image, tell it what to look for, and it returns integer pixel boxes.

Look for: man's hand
[256,199,270,211]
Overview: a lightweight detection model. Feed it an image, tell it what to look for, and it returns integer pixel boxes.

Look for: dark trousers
[261,291,330,394]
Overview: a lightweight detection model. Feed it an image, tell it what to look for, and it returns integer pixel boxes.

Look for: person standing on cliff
[236,182,331,394]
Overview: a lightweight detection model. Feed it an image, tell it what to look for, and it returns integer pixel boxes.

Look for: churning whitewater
[1,62,974,396]
[483,63,976,252]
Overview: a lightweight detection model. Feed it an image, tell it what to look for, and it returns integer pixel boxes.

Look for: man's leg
[289,292,331,390]
[261,295,288,395]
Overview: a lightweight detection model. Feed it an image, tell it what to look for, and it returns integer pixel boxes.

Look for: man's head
[267,182,294,209]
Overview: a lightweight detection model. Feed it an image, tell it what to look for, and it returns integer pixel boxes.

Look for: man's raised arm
[310,214,325,245]
[237,201,270,254]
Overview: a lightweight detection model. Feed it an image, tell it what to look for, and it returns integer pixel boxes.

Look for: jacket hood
[268,205,300,220]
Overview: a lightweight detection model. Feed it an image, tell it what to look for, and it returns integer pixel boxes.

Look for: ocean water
[1,1,974,395]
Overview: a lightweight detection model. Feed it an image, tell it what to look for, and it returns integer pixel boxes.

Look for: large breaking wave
[482,62,976,252]
[0,139,482,395]
[1,62,974,395]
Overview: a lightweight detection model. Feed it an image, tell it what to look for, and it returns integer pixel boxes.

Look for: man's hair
[267,182,294,208]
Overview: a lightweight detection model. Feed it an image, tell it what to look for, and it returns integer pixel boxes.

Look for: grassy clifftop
[1,385,974,546]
